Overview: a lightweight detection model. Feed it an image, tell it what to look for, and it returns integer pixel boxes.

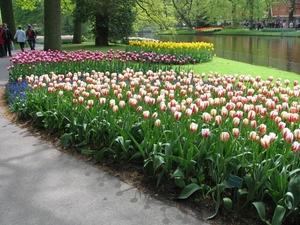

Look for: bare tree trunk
[231,1,238,28]
[249,0,254,30]
[288,0,296,23]
[73,20,82,44]
[44,0,61,51]
[95,14,109,46]
[0,0,16,36]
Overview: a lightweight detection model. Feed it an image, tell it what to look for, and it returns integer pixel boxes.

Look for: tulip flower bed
[5,48,300,224]
[126,40,214,64]
[7,45,209,84]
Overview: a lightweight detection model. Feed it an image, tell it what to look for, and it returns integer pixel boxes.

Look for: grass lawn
[61,42,300,82]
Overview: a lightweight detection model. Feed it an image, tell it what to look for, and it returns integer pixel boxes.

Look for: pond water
[136,33,300,75]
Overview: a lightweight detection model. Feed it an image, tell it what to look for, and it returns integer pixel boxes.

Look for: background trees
[0,0,297,50]
[0,0,16,36]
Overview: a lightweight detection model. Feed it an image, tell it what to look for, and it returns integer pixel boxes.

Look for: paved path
[0,45,211,225]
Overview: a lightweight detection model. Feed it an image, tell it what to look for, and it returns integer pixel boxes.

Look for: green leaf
[61,132,72,148]
[252,202,267,223]
[174,178,186,189]
[153,154,165,172]
[81,149,98,155]
[271,205,286,225]
[36,111,43,117]
[93,148,115,163]
[287,174,300,207]
[223,197,232,211]
[171,167,185,179]
[207,183,226,219]
[178,183,203,199]
[128,152,142,162]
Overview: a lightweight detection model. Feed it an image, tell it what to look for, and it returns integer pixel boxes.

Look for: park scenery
[5,39,300,225]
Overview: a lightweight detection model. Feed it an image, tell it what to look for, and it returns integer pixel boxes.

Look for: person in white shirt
[14,26,26,52]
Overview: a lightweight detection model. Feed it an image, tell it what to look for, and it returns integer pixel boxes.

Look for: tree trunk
[94,14,109,46]
[0,0,16,37]
[44,0,61,51]
[72,20,82,44]
[249,0,254,30]
[231,1,237,28]
[288,9,294,23]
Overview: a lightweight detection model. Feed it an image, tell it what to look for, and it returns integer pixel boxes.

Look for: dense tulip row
[5,44,300,223]
[126,40,214,64]
[7,43,213,83]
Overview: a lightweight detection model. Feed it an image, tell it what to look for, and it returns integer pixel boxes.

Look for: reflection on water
[137,33,300,75]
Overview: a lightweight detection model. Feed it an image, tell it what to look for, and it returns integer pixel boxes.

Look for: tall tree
[44,0,61,51]
[74,0,135,46]
[285,0,300,22]
[71,0,89,44]
[0,0,16,36]
[134,0,177,30]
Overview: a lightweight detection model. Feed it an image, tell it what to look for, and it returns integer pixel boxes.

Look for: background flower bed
[5,42,300,225]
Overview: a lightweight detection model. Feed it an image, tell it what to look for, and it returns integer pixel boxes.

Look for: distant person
[14,26,26,52]
[26,24,37,50]
[2,23,13,57]
[0,24,6,57]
